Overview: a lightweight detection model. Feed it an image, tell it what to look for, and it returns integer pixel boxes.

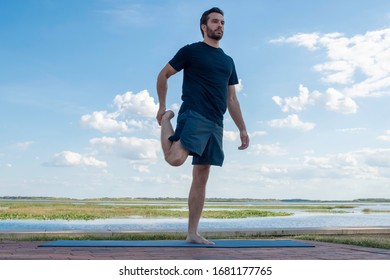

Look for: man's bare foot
[162,110,175,121]
[186,233,215,245]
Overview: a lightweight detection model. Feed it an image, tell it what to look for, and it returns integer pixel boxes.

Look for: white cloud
[171,103,181,112]
[323,88,358,113]
[223,130,239,142]
[272,84,321,113]
[249,143,286,156]
[302,148,390,180]
[133,165,150,173]
[304,153,358,169]
[271,28,390,115]
[268,114,315,131]
[235,79,244,93]
[270,32,321,50]
[13,141,34,151]
[258,166,288,174]
[81,111,129,133]
[81,90,158,134]
[114,90,158,118]
[378,130,390,141]
[363,148,390,168]
[273,84,358,115]
[250,131,268,137]
[224,130,267,142]
[314,60,355,84]
[90,136,160,162]
[44,151,107,168]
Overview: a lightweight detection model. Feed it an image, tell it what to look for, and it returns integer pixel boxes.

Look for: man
[156,7,249,244]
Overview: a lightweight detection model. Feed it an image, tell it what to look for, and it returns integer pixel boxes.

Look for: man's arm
[156,63,178,125]
[227,85,249,150]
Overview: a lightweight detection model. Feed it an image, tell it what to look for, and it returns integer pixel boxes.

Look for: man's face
[204,12,225,40]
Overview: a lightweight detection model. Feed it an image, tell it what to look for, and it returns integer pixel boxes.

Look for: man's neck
[203,38,220,48]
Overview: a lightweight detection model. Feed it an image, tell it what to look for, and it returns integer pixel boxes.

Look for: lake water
[1,203,390,232]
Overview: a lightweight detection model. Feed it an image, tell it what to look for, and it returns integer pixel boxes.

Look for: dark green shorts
[169,110,224,166]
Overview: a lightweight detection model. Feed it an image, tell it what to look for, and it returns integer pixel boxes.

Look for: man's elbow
[228,96,239,108]
[159,64,177,80]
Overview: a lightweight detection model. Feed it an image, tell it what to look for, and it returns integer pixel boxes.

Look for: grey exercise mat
[39,239,314,248]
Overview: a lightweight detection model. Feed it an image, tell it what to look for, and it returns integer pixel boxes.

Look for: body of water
[1,204,390,232]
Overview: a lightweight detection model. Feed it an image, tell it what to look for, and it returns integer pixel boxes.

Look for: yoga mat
[39,239,314,248]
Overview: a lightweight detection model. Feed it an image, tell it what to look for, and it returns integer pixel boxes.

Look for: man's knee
[164,141,189,166]
[165,154,186,166]
[165,150,188,167]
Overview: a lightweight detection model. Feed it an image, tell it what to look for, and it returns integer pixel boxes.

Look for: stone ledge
[1,227,390,240]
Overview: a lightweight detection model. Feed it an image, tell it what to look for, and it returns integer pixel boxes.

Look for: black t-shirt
[169,42,239,127]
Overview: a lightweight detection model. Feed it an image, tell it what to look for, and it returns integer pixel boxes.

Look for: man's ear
[201,24,207,34]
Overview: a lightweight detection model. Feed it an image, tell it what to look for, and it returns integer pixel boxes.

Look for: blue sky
[1,0,389,200]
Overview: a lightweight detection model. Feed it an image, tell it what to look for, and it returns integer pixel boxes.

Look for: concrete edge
[1,227,390,240]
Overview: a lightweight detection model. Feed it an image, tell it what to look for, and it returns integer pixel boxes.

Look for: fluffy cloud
[81,90,158,134]
[272,84,321,113]
[273,85,358,115]
[271,32,321,50]
[304,154,358,169]
[268,114,315,131]
[303,148,390,179]
[323,88,358,113]
[224,130,267,142]
[114,90,158,118]
[44,151,107,168]
[90,136,160,162]
[81,111,129,133]
[271,28,390,115]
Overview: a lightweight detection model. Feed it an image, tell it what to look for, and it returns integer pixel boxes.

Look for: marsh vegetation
[0,198,357,220]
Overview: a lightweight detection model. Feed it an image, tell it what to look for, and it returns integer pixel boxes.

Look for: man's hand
[238,130,249,150]
[156,64,178,125]
[156,106,166,126]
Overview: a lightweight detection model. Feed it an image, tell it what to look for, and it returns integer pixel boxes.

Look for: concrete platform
[1,226,390,239]
[1,228,390,260]
[1,239,390,260]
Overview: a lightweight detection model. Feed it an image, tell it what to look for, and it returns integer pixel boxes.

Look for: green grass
[202,209,292,218]
[295,234,390,250]
[0,200,360,220]
[0,202,293,220]
[362,208,390,213]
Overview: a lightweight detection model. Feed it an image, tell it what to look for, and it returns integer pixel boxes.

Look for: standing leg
[186,164,214,244]
[160,110,189,166]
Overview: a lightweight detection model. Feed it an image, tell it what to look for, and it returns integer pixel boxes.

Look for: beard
[206,25,223,40]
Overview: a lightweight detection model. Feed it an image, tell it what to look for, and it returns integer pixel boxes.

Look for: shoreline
[2,226,390,240]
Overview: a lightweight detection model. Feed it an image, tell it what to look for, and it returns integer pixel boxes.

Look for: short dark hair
[200,7,224,37]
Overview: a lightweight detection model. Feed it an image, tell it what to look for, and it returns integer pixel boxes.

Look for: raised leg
[186,164,214,245]
[160,110,189,166]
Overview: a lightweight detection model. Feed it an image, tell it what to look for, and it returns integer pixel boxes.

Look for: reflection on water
[1,209,390,232]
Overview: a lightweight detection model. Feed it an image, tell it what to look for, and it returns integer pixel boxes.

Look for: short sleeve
[228,59,239,86]
[168,44,190,72]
